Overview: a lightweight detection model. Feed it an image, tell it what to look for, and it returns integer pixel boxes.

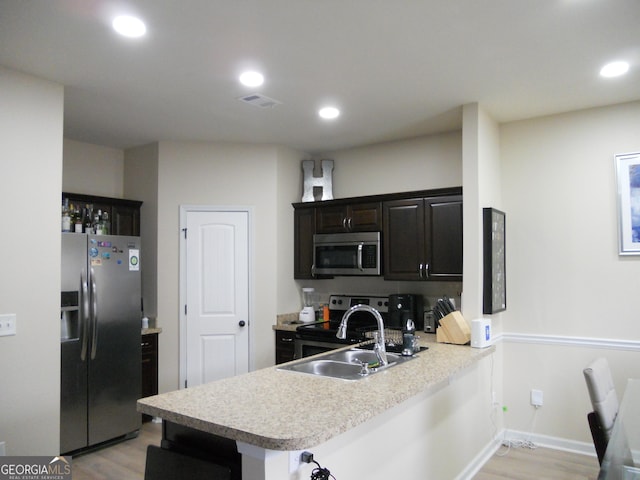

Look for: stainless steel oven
[294,294,389,358]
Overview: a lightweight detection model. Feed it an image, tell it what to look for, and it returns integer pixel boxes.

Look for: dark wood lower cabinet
[141,333,158,422]
[275,330,296,364]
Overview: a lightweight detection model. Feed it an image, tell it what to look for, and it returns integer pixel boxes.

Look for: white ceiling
[1,0,639,154]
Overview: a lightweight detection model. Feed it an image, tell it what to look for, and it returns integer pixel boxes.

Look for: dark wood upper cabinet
[383,192,462,281]
[112,203,141,237]
[294,187,462,282]
[316,202,382,233]
[426,196,463,280]
[63,192,142,236]
[293,206,316,279]
[383,198,426,280]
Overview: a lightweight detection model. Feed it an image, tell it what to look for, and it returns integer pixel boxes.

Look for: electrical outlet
[492,391,499,406]
[531,389,543,407]
[0,441,6,456]
[289,450,303,473]
[0,314,16,337]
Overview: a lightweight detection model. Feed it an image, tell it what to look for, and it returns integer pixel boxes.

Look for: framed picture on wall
[615,152,640,255]
[483,208,506,314]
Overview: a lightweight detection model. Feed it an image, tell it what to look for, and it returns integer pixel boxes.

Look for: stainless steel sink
[277,347,419,381]
[322,349,399,364]
[283,359,365,379]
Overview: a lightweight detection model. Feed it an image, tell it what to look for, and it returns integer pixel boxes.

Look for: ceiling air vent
[237,93,282,109]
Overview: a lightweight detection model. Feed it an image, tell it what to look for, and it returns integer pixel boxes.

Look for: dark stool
[144,445,232,480]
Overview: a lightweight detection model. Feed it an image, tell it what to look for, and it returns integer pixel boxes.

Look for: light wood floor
[70,422,601,480]
[472,444,600,480]
[70,421,162,480]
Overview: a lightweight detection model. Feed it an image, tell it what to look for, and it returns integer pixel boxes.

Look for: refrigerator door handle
[90,267,98,360]
[80,269,90,361]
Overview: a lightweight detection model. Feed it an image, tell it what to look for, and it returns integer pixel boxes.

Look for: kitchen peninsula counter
[137,337,494,451]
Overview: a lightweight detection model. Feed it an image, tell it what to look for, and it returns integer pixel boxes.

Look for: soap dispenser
[402,315,416,356]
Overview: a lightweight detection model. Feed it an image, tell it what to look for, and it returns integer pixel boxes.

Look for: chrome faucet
[336,304,388,366]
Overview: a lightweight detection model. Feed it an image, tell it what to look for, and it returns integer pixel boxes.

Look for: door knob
[239,320,246,327]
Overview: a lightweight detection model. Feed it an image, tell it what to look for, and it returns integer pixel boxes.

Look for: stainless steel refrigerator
[60,233,142,454]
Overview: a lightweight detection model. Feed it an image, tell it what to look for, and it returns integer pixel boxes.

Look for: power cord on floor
[496,437,538,456]
[496,407,539,457]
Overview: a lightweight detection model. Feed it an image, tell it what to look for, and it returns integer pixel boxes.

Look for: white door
[181,208,250,388]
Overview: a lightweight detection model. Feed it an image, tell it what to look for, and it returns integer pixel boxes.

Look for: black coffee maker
[388,294,424,331]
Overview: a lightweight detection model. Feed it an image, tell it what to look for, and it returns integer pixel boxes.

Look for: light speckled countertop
[272,312,307,332]
[142,327,162,335]
[137,337,494,451]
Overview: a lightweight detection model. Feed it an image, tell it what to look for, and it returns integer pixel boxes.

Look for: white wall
[0,67,63,455]
[124,143,159,321]
[276,146,310,315]
[462,103,502,320]
[319,131,462,198]
[462,103,505,440]
[154,141,304,392]
[499,101,640,443]
[63,139,124,197]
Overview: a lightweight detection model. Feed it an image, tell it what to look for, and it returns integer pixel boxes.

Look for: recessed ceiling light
[319,106,340,120]
[112,15,146,38]
[600,61,629,78]
[239,71,264,87]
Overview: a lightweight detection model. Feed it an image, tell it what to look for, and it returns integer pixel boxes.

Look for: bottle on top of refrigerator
[83,206,93,234]
[94,210,104,235]
[61,199,71,232]
[101,210,110,235]
[74,206,83,233]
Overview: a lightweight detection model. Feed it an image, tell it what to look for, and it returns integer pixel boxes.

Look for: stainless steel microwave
[313,232,381,276]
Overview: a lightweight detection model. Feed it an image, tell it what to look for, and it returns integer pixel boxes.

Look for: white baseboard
[456,429,598,480]
[503,429,597,457]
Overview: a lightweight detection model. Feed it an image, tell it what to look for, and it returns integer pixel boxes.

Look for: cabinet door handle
[239,320,246,327]
[419,263,424,279]
[424,263,430,279]
[347,217,353,230]
[342,217,348,230]
[281,337,294,343]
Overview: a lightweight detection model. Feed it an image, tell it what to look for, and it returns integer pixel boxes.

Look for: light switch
[0,314,16,336]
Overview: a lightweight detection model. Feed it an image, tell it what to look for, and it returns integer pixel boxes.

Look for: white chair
[583,357,619,464]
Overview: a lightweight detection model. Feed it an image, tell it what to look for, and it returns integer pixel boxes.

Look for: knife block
[436,311,471,345]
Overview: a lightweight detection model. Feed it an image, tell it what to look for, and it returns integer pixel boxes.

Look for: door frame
[178,205,255,389]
